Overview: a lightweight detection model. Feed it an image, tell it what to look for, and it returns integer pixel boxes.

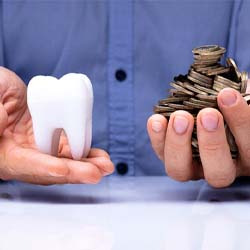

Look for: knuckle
[88,168,102,184]
[206,173,235,188]
[199,141,222,153]
[102,162,115,175]
[166,167,191,182]
[51,164,70,178]
[165,140,186,153]
[233,116,250,130]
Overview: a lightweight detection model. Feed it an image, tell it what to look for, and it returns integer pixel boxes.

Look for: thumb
[0,102,8,135]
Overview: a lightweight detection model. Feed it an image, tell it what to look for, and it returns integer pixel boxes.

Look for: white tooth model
[27,73,93,160]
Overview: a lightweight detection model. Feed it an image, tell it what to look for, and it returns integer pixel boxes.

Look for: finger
[83,149,114,175]
[0,103,8,135]
[12,161,102,186]
[59,145,110,159]
[84,156,114,176]
[217,88,250,175]
[164,111,196,181]
[61,158,103,184]
[197,108,236,188]
[87,148,111,159]
[147,114,168,161]
[2,146,103,185]
[58,144,113,175]
[58,131,111,159]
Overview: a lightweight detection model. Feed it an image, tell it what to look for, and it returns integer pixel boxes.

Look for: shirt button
[116,162,128,175]
[115,69,127,82]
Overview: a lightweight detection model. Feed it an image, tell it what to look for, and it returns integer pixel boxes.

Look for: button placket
[108,1,135,176]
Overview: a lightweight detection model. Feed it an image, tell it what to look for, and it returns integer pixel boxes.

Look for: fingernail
[152,121,163,133]
[173,115,189,134]
[201,112,219,131]
[220,89,237,107]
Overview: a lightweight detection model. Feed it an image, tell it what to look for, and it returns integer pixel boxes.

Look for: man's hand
[0,67,114,185]
[147,81,250,188]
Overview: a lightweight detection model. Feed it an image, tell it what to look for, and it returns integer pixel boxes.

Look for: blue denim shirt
[0,0,249,176]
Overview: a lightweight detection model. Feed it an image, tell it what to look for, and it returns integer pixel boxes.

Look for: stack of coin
[154,45,249,159]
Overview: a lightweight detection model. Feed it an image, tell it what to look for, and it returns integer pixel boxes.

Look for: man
[0,0,249,187]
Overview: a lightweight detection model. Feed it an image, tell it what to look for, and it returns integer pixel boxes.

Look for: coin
[170,82,195,96]
[159,97,190,104]
[193,61,218,67]
[206,67,230,76]
[168,103,194,110]
[193,45,226,56]
[196,94,217,102]
[193,84,218,95]
[244,94,250,104]
[187,75,212,88]
[215,75,240,88]
[192,45,219,54]
[154,105,175,113]
[183,100,207,109]
[183,82,208,95]
[189,69,213,84]
[212,81,227,92]
[214,79,240,90]
[192,139,199,148]
[194,54,221,61]
[169,89,190,96]
[193,64,220,72]
[194,58,220,64]
[241,71,248,93]
[226,58,241,82]
[154,44,246,160]
[189,97,217,108]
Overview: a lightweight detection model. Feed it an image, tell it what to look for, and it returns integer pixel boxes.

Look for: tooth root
[51,128,63,157]
[32,124,55,155]
[64,122,87,160]
[82,120,92,158]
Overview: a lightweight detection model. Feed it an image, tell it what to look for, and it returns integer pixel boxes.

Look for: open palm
[0,67,114,185]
